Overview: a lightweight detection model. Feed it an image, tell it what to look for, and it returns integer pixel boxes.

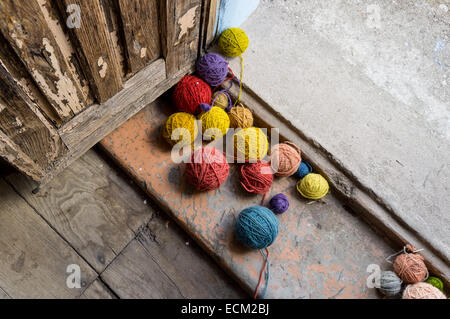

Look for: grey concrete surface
[226,0,450,260]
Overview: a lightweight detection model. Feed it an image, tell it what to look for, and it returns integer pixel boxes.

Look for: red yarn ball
[173,75,211,115]
[185,147,229,191]
[240,162,274,194]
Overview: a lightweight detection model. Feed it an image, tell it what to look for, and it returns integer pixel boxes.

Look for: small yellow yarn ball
[218,28,249,57]
[199,106,230,140]
[212,92,229,110]
[163,112,198,146]
[234,127,269,161]
[296,173,329,200]
[229,105,253,129]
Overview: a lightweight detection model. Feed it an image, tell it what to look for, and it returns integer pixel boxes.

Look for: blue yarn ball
[297,160,313,178]
[235,206,279,250]
[269,193,289,214]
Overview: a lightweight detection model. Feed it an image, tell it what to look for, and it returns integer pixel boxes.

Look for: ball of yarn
[173,75,211,115]
[269,193,289,215]
[229,105,253,129]
[196,53,229,87]
[393,245,428,284]
[162,112,198,146]
[426,276,444,291]
[234,127,269,161]
[378,271,402,296]
[297,160,313,178]
[185,147,229,191]
[270,142,302,177]
[296,173,329,200]
[402,282,446,299]
[218,28,249,57]
[235,206,278,250]
[199,106,230,139]
[240,162,273,194]
[212,91,230,110]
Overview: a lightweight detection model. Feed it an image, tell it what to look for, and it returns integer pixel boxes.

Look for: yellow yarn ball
[296,173,329,200]
[163,112,198,146]
[199,106,230,140]
[233,127,269,161]
[212,92,229,110]
[229,105,253,129]
[218,28,249,57]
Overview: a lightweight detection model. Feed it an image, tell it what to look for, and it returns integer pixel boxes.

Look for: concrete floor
[227,0,450,260]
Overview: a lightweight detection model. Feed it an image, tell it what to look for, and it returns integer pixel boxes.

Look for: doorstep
[100,94,402,298]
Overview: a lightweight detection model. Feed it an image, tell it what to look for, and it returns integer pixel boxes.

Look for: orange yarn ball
[393,245,428,284]
[270,142,302,177]
[240,162,273,194]
[185,147,229,191]
[402,282,447,299]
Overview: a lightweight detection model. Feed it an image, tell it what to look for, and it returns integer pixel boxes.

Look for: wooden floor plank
[0,179,97,298]
[101,211,246,299]
[80,279,115,299]
[6,150,152,273]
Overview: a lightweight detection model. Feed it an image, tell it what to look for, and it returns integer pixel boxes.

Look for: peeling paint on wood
[37,0,93,105]
[0,1,88,120]
[98,56,108,79]
[160,0,201,76]
[117,0,160,75]
[176,6,198,44]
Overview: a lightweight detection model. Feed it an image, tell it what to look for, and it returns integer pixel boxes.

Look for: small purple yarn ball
[196,53,229,87]
[269,193,289,215]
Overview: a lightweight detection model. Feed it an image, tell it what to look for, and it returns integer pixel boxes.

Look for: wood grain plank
[0,130,44,182]
[6,149,153,273]
[118,0,160,75]
[0,33,60,125]
[0,0,88,120]
[79,279,115,299]
[0,178,97,298]
[205,0,220,48]
[38,62,192,187]
[160,0,202,76]
[58,0,122,102]
[59,59,165,150]
[101,0,127,78]
[37,0,94,105]
[101,211,245,299]
[0,61,66,171]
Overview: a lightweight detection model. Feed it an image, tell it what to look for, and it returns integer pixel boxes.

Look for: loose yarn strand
[234,56,244,106]
[213,67,235,92]
[254,248,270,299]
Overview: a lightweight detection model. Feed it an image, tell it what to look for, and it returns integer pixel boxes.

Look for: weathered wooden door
[0,0,218,185]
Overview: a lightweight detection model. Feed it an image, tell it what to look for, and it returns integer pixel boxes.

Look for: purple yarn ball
[269,193,289,215]
[196,53,229,87]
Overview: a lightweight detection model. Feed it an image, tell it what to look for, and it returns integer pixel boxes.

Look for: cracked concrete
[226,0,450,260]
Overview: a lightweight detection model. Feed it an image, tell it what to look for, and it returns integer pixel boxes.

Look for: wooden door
[0,0,218,186]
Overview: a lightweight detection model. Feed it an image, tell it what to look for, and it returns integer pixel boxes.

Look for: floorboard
[0,179,97,298]
[2,149,244,298]
[6,150,152,273]
[101,211,246,299]
[80,279,116,299]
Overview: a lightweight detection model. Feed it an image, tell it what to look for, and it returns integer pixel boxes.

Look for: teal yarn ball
[297,160,312,178]
[235,206,279,250]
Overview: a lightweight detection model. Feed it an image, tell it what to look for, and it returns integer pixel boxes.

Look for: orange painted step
[100,97,394,298]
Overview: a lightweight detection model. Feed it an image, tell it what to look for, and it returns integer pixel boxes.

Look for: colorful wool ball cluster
[375,244,447,299]
[163,28,336,300]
